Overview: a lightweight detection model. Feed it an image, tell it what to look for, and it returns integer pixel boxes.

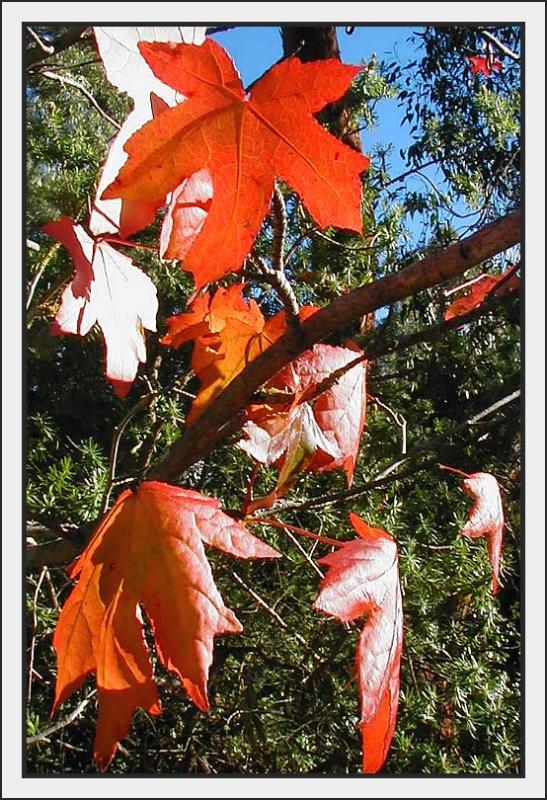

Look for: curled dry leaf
[43,217,158,397]
[239,343,367,491]
[313,513,403,773]
[90,26,206,237]
[102,38,369,287]
[444,268,520,321]
[460,472,505,594]
[52,481,280,770]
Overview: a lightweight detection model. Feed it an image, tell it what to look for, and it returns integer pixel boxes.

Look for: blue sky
[211,26,420,179]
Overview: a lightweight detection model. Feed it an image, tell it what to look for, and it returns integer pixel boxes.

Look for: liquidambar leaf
[469,54,503,77]
[240,343,367,489]
[313,514,403,773]
[445,269,520,322]
[90,26,206,237]
[161,284,306,423]
[102,38,369,287]
[460,472,505,594]
[43,217,158,397]
[52,481,280,770]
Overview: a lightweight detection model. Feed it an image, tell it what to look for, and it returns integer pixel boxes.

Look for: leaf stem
[437,464,471,479]
[248,516,343,548]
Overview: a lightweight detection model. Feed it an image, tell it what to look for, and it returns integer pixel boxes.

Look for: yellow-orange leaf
[52,481,280,770]
[161,284,307,423]
[102,39,369,287]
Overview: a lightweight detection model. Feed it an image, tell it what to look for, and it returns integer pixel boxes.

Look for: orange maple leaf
[102,38,369,287]
[460,472,505,594]
[52,481,280,770]
[240,343,367,490]
[161,285,318,423]
[444,268,520,322]
[313,513,403,773]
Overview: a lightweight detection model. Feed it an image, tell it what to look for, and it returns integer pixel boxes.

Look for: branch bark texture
[149,209,520,481]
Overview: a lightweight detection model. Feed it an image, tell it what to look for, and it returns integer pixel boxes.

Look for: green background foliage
[25,24,521,775]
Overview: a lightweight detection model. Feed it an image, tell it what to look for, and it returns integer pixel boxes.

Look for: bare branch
[480,30,520,62]
[39,70,121,130]
[148,210,520,481]
[246,255,300,321]
[100,393,157,515]
[26,25,90,68]
[275,389,520,514]
[27,26,54,55]
[27,692,96,745]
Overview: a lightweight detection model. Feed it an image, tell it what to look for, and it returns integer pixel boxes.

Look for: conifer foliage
[26,24,521,775]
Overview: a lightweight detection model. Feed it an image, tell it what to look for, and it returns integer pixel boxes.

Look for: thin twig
[371,395,407,454]
[27,691,96,745]
[280,527,324,578]
[249,517,342,549]
[379,157,442,189]
[39,70,121,130]
[271,184,287,272]
[27,26,54,54]
[231,571,321,662]
[438,463,471,479]
[101,235,159,253]
[480,30,520,61]
[274,389,520,514]
[27,568,48,704]
[246,255,300,321]
[100,393,156,514]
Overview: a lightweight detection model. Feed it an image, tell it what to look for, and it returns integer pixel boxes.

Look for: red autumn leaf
[460,472,505,594]
[313,513,403,773]
[161,285,317,423]
[52,481,280,770]
[469,54,503,77]
[90,26,206,237]
[102,39,369,288]
[43,217,158,397]
[239,343,367,489]
[444,269,520,321]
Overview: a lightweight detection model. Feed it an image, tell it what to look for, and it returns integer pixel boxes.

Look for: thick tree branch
[364,281,519,361]
[148,210,520,481]
[27,25,90,68]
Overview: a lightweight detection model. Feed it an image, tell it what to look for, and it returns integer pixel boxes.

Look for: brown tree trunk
[280,26,362,151]
[281,26,375,332]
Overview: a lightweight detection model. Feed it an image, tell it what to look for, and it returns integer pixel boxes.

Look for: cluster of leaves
[26,24,521,776]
